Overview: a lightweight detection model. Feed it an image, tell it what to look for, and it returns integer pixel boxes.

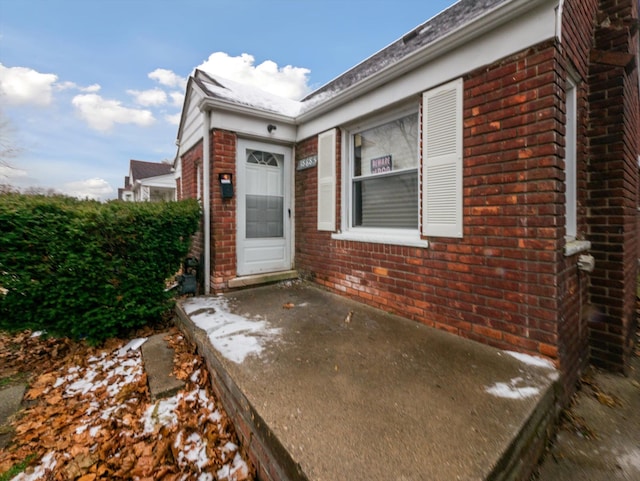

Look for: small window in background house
[351,113,419,229]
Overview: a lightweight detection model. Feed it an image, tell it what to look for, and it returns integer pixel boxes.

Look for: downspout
[202,108,211,295]
[555,0,564,42]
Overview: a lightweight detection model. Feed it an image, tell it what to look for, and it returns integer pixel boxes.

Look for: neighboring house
[118,159,175,202]
[174,0,639,401]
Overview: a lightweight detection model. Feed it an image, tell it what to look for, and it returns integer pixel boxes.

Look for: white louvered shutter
[422,78,463,238]
[317,129,336,231]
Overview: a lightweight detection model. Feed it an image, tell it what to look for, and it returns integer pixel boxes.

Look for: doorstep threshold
[228,270,298,289]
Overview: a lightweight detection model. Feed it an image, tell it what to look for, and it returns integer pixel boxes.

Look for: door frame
[236,138,293,276]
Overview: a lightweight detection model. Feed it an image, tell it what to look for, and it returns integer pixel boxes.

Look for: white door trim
[236,139,293,276]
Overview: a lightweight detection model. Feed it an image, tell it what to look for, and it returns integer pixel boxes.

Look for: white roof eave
[197,96,297,125]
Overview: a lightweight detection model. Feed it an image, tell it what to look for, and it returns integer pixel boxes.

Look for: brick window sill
[564,240,591,257]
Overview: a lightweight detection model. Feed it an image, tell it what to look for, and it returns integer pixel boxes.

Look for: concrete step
[140,333,185,400]
[0,383,27,449]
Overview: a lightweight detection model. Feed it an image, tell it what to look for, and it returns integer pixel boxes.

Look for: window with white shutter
[422,78,463,238]
[317,129,336,231]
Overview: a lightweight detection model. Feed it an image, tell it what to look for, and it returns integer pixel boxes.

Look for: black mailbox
[219,173,233,199]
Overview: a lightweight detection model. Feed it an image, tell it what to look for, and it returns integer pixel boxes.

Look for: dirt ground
[534,332,640,481]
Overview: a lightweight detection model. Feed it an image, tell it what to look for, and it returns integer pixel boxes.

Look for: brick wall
[177,130,239,292]
[178,141,204,284]
[555,0,600,396]
[294,30,613,400]
[210,129,238,291]
[587,0,639,372]
[297,41,567,367]
[295,0,639,396]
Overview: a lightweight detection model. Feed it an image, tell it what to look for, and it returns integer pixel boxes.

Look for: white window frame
[564,76,577,241]
[332,104,428,247]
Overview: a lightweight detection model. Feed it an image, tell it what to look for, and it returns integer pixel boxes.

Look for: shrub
[0,194,201,342]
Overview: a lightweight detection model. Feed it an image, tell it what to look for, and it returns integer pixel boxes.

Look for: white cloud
[0,164,28,179]
[55,81,100,93]
[196,52,311,100]
[0,63,58,106]
[169,91,184,108]
[82,84,101,93]
[62,177,113,200]
[72,94,155,132]
[149,68,187,89]
[164,112,181,125]
[127,88,168,107]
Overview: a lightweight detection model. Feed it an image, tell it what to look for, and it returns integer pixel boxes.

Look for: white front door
[237,139,292,276]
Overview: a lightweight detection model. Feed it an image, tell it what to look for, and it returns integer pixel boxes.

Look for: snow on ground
[485,378,541,399]
[504,351,557,370]
[10,452,57,481]
[10,336,250,481]
[182,295,281,364]
[485,350,559,399]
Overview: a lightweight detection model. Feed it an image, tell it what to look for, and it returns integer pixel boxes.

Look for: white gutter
[201,108,211,295]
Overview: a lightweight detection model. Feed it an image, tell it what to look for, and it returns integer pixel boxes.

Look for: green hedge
[0,194,201,342]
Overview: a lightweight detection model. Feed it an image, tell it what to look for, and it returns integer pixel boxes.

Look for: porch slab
[175,281,560,481]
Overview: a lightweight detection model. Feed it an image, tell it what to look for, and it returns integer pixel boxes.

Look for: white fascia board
[202,99,298,143]
[198,97,296,125]
[139,174,176,188]
[297,0,558,140]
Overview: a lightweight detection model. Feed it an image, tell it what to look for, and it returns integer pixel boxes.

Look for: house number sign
[296,155,317,171]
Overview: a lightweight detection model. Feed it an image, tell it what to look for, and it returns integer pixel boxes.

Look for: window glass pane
[351,112,419,229]
[354,171,418,229]
[354,114,418,178]
[246,195,283,238]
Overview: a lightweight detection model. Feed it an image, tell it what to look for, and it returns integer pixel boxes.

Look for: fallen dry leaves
[0,327,255,481]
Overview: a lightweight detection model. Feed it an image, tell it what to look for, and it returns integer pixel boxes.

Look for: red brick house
[174,0,639,398]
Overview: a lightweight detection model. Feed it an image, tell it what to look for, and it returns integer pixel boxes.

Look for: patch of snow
[617,447,640,473]
[118,337,147,356]
[11,451,57,481]
[217,452,250,481]
[142,396,180,433]
[485,377,540,399]
[505,351,556,370]
[182,296,281,363]
[202,76,302,117]
[59,350,144,399]
[175,431,209,471]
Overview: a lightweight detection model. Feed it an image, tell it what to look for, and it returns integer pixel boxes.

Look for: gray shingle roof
[130,160,172,182]
[302,0,510,102]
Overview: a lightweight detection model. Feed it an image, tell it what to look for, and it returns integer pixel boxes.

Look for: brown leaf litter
[0,327,255,480]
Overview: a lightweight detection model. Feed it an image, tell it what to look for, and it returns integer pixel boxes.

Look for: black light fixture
[267,124,277,133]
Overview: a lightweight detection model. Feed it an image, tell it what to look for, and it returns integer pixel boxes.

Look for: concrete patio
[175,281,560,481]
